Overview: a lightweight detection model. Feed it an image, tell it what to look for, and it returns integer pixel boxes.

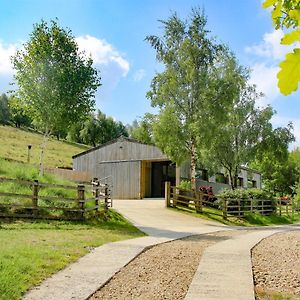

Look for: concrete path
[24,199,299,300]
[24,200,226,300]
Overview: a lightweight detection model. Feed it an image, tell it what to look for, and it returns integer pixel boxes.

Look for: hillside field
[0,125,90,168]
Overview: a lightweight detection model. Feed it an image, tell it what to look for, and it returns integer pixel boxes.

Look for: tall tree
[0,93,10,125]
[263,0,300,95]
[146,9,244,189]
[128,114,154,144]
[11,20,101,173]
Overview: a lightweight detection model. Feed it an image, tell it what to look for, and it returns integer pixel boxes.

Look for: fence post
[173,187,177,208]
[223,198,227,220]
[32,180,39,214]
[279,199,282,216]
[104,184,109,212]
[77,184,85,219]
[165,182,171,207]
[261,199,264,215]
[250,198,253,213]
[93,178,100,213]
[196,192,203,213]
[238,199,241,217]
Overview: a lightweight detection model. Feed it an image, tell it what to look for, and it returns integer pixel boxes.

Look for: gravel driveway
[89,230,242,300]
[252,230,300,299]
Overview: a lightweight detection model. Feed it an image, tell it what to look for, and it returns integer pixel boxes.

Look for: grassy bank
[0,211,144,300]
[170,206,300,226]
[0,125,89,167]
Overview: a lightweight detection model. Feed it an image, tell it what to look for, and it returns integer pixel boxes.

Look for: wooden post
[250,198,253,213]
[173,187,177,208]
[279,199,282,216]
[291,199,295,216]
[32,180,39,214]
[104,184,109,212]
[94,178,99,213]
[165,181,171,207]
[196,191,203,213]
[261,199,264,215]
[238,199,241,217]
[286,202,288,215]
[77,184,85,218]
[223,198,227,220]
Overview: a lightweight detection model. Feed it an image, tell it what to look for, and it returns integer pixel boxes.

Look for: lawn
[0,211,144,300]
[170,206,300,226]
[0,125,90,168]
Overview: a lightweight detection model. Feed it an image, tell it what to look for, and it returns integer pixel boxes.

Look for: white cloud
[245,29,294,61]
[249,63,280,105]
[0,41,17,75]
[133,69,146,82]
[244,29,298,104]
[272,115,300,149]
[75,35,129,76]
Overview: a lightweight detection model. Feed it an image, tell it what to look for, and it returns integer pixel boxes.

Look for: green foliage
[251,125,297,195]
[262,0,300,95]
[218,188,274,200]
[0,93,10,125]
[128,114,154,144]
[11,19,101,135]
[68,110,128,146]
[8,95,32,128]
[178,180,192,190]
[146,8,239,188]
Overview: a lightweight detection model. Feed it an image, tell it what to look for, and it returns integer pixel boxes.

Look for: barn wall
[95,160,141,199]
[73,140,167,172]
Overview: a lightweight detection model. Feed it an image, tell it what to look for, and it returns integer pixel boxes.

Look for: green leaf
[281,29,300,45]
[278,48,300,95]
[262,0,277,9]
[289,9,300,23]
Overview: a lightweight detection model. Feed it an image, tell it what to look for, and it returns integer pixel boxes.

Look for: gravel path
[252,230,300,299]
[89,230,242,300]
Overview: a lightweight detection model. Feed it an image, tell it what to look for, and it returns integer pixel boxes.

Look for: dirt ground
[252,230,300,300]
[89,230,242,300]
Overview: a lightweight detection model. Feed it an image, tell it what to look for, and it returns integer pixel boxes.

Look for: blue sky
[0,0,299,147]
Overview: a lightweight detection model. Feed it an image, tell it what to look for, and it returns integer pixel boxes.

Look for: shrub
[178,180,192,190]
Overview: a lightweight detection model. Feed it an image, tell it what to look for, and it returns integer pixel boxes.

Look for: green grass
[0,210,144,300]
[170,206,300,226]
[0,125,90,167]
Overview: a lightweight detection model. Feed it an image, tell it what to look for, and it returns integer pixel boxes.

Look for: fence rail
[0,177,112,220]
[165,182,298,220]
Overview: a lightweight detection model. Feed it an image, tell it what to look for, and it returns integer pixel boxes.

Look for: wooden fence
[165,182,299,220]
[0,177,112,220]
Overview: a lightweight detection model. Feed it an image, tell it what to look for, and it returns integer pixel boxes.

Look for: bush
[178,180,192,190]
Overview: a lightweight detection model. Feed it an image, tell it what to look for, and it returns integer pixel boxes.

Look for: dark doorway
[151,161,176,197]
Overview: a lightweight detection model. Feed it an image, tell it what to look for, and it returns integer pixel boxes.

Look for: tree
[11,19,101,172]
[128,114,154,144]
[263,0,300,95]
[0,93,10,125]
[252,125,296,195]
[8,96,32,128]
[146,9,245,189]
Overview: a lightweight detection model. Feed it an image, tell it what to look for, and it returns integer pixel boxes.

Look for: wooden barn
[72,136,176,199]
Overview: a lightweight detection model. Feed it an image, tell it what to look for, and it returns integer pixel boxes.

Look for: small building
[72,136,262,199]
[72,136,176,199]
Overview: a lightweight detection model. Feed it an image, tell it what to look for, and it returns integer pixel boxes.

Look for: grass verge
[0,210,145,300]
[255,287,295,300]
[0,125,89,167]
[169,206,300,226]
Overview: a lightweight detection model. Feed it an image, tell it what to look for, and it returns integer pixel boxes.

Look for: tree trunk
[190,141,197,190]
[39,133,49,176]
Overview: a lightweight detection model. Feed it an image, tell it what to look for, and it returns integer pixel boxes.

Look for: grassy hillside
[0,125,90,168]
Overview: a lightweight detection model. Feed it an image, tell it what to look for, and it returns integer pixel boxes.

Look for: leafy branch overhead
[263,0,300,95]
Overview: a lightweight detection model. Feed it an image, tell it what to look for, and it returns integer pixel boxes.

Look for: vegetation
[11,19,101,173]
[146,9,245,189]
[171,205,300,227]
[0,125,89,167]
[68,110,128,146]
[127,114,154,144]
[263,0,300,95]
[0,211,144,300]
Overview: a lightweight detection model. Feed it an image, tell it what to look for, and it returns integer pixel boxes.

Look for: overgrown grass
[0,210,145,300]
[170,206,300,226]
[0,125,90,167]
